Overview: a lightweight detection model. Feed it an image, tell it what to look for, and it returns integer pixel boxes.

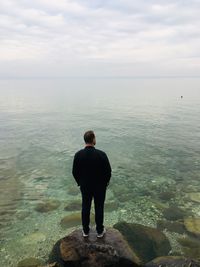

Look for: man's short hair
[84,130,95,144]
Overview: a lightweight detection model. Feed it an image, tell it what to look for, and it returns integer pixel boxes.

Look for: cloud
[0,0,200,77]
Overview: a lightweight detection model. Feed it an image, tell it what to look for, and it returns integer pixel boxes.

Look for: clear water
[0,78,200,266]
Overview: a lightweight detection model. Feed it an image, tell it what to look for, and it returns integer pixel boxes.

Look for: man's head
[84,130,96,146]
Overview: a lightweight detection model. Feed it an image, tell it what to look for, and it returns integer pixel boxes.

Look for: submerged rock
[162,205,185,221]
[145,256,200,267]
[35,199,60,212]
[64,200,81,211]
[177,236,200,259]
[105,201,119,212]
[17,257,45,267]
[67,185,80,196]
[60,212,95,229]
[112,186,131,202]
[157,220,185,234]
[114,221,171,264]
[21,232,46,244]
[184,217,200,237]
[158,191,175,201]
[187,192,200,203]
[49,228,141,267]
[16,210,31,220]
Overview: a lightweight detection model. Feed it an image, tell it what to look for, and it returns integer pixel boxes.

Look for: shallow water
[0,78,200,266]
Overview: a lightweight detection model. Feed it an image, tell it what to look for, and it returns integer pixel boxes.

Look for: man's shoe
[97,228,106,238]
[82,229,89,237]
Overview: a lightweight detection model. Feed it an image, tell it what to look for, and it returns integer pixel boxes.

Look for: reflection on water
[0,78,200,266]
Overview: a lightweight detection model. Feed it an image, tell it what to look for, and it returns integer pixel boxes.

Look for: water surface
[0,78,200,266]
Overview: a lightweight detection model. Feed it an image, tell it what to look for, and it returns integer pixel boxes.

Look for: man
[72,130,112,238]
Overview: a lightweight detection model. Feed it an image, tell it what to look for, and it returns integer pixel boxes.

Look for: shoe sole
[82,230,89,237]
[97,230,106,238]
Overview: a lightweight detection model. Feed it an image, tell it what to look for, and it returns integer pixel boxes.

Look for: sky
[0,0,200,78]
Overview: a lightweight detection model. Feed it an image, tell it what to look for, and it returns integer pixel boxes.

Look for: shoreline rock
[114,221,171,264]
[49,227,141,267]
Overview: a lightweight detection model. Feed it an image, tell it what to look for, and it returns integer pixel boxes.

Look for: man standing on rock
[72,130,112,238]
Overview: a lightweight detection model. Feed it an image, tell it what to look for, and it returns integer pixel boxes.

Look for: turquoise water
[0,78,200,266]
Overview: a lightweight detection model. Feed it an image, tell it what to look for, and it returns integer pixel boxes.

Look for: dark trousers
[80,185,106,234]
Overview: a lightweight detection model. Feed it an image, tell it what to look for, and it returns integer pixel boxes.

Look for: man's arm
[72,153,80,186]
[102,152,112,186]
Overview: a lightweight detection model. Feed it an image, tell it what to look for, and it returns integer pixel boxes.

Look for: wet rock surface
[49,227,141,267]
[145,256,200,267]
[114,221,171,264]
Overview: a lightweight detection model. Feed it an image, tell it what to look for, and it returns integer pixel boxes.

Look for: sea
[0,78,200,266]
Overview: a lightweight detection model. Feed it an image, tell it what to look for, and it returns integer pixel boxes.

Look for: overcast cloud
[0,0,200,77]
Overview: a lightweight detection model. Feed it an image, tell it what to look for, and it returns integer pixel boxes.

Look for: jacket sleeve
[72,153,80,186]
[102,152,112,185]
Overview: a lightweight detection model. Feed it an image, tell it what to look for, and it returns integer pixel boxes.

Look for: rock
[64,200,81,211]
[21,232,46,244]
[145,256,200,267]
[112,186,131,202]
[162,205,185,221]
[67,186,80,196]
[184,217,200,237]
[114,221,171,264]
[60,212,95,229]
[40,263,59,267]
[151,199,169,211]
[16,210,31,220]
[157,220,185,234]
[117,193,133,202]
[177,236,200,259]
[177,236,200,248]
[105,201,119,212]
[181,246,200,260]
[35,199,60,212]
[17,257,45,267]
[158,191,175,201]
[48,228,141,267]
[187,192,200,203]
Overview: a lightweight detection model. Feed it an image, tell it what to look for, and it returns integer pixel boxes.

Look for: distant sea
[0,78,200,266]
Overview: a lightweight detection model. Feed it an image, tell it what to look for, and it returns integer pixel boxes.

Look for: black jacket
[72,146,112,187]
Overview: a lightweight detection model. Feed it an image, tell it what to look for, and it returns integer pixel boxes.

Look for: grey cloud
[0,0,200,77]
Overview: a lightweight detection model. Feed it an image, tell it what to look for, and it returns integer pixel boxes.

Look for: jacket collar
[84,145,95,149]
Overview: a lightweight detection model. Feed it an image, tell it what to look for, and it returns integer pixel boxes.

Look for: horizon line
[0,75,200,80]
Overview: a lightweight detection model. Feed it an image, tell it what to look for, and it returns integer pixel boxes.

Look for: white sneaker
[97,228,106,238]
[82,230,89,237]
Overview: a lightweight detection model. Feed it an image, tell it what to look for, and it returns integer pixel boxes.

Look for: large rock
[114,221,171,264]
[145,256,200,267]
[49,228,141,267]
[184,217,200,237]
